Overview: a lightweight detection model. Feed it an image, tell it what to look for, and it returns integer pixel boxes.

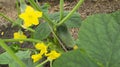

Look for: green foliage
[10,44,20,53]
[1,0,120,67]
[76,11,120,67]
[0,50,37,67]
[40,3,50,14]
[52,11,120,67]
[57,24,75,47]
[49,11,82,28]
[12,18,22,27]
[29,0,50,14]
[0,52,10,64]
[19,0,26,12]
[110,11,120,24]
[33,22,51,40]
[53,50,99,67]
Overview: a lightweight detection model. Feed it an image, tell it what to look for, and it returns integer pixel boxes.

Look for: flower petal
[25,6,34,13]
[35,43,48,55]
[46,50,61,60]
[31,54,42,63]
[34,11,42,17]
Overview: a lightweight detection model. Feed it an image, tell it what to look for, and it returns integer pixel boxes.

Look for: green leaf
[33,22,51,40]
[77,11,120,67]
[53,50,99,67]
[49,11,82,28]
[110,11,120,24]
[57,24,75,47]
[0,52,11,64]
[9,62,18,67]
[0,51,32,67]
[22,58,39,67]
[10,44,20,53]
[16,50,31,59]
[12,18,23,27]
[40,3,50,14]
[16,51,38,67]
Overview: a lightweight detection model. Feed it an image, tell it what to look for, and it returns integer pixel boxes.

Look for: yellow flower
[1,32,4,35]
[45,50,61,60]
[19,6,42,28]
[13,32,27,43]
[35,43,48,55]
[31,54,42,63]
[14,32,27,39]
[73,45,78,50]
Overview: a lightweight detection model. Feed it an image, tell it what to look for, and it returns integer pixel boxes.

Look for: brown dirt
[0,0,17,26]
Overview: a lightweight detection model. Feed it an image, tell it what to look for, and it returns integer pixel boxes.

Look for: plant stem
[0,13,35,32]
[29,0,39,11]
[3,38,41,43]
[0,39,26,67]
[50,60,53,67]
[16,0,21,15]
[35,0,40,7]
[18,48,36,51]
[19,0,26,12]
[22,26,35,32]
[36,59,49,67]
[60,0,64,20]
[57,0,84,26]
[43,14,54,26]
[0,13,14,23]
[48,24,68,52]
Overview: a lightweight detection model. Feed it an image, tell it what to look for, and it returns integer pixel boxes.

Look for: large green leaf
[77,11,120,67]
[53,50,99,67]
[0,51,36,67]
[49,11,82,28]
[57,24,75,47]
[33,22,51,40]
[9,62,18,67]
[0,52,12,64]
[111,11,120,24]
[22,58,39,67]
